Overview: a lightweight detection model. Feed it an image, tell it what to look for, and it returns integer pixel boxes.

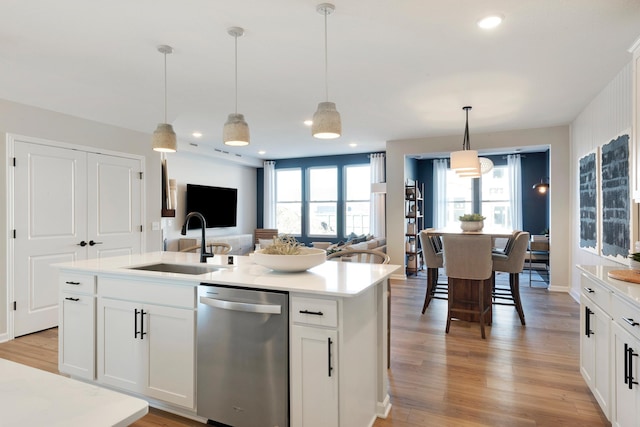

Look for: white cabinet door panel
[59,292,95,379]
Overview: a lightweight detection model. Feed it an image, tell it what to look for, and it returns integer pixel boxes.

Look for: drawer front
[60,272,96,294]
[581,273,611,313]
[612,295,640,341]
[291,296,338,328]
[98,276,196,308]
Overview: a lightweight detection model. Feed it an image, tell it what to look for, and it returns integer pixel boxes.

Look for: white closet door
[14,142,88,336]
[86,153,142,259]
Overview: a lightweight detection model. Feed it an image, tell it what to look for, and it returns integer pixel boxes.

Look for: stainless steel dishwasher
[197,284,289,427]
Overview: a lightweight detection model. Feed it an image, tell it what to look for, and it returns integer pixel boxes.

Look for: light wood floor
[0,272,609,426]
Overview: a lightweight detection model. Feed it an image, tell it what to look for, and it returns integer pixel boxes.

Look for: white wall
[386,126,571,291]
[570,62,634,300]
[161,150,257,249]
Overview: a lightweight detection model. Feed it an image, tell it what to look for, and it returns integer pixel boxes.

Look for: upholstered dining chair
[491,231,530,325]
[326,248,390,264]
[418,229,445,313]
[442,234,493,339]
[208,242,232,255]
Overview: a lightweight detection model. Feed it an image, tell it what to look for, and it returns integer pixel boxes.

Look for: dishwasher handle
[200,296,282,314]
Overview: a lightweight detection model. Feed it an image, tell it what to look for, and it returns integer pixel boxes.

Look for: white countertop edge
[576,264,640,307]
[56,252,401,298]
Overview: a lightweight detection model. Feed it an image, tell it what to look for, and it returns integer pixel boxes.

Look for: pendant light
[451,106,480,176]
[312,3,341,139]
[533,178,550,194]
[478,157,494,174]
[223,27,250,147]
[152,45,177,153]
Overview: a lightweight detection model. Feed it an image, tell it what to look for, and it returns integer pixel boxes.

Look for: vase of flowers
[459,213,485,232]
[629,252,640,270]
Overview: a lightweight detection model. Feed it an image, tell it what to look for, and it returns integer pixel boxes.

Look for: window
[308,167,337,236]
[481,166,510,228]
[276,168,301,235]
[444,169,473,227]
[344,165,370,236]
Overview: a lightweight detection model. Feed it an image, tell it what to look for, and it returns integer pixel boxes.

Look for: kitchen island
[56,251,399,427]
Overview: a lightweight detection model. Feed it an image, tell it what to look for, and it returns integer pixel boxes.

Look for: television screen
[185,184,237,228]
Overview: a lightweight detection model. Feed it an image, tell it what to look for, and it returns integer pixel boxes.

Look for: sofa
[313,235,387,255]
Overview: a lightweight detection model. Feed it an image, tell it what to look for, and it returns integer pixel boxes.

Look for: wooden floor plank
[0,271,609,426]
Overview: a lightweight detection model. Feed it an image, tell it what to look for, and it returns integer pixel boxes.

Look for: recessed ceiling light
[477,15,503,29]
[349,143,357,147]
[258,150,266,155]
[303,120,313,126]
[192,132,202,138]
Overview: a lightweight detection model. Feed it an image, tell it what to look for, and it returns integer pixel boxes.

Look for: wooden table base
[447,277,493,324]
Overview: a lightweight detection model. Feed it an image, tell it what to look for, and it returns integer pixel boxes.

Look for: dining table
[425,227,516,324]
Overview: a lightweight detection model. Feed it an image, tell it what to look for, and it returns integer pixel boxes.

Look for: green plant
[629,252,640,262]
[458,213,485,222]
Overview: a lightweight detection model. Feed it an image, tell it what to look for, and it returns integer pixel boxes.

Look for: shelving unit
[405,180,424,276]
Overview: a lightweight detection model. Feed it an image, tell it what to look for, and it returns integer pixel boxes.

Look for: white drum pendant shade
[312,101,341,139]
[152,123,177,152]
[223,113,250,146]
[450,149,479,171]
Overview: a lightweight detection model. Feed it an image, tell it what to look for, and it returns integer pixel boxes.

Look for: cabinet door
[144,304,195,409]
[581,297,611,419]
[612,322,640,427]
[59,292,95,380]
[97,298,143,392]
[291,325,338,427]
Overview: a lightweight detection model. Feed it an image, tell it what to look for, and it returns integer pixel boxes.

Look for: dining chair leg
[422,268,435,314]
[510,273,526,325]
[478,280,486,339]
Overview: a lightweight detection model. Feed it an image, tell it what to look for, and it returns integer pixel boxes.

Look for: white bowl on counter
[252,247,326,272]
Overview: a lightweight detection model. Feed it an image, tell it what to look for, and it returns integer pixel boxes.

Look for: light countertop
[56,251,401,297]
[0,358,148,427]
[576,264,640,306]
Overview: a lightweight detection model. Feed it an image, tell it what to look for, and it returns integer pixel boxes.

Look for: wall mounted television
[185,184,237,229]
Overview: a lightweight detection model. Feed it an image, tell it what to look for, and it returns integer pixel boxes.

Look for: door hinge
[12,157,16,167]
[139,172,143,180]
[12,229,16,239]
[13,301,16,311]
[140,225,143,232]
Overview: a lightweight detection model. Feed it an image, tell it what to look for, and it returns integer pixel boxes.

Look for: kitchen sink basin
[128,263,220,275]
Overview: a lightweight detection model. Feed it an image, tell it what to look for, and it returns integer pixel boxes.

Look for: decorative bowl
[252,247,326,272]
[460,220,484,232]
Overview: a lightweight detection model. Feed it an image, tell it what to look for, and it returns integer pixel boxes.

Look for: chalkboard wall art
[579,150,598,254]
[600,133,631,261]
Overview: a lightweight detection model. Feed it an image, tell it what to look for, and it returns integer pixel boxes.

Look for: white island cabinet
[577,265,640,427]
[56,251,398,425]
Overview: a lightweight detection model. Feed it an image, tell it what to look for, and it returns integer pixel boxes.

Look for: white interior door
[87,153,142,259]
[12,140,144,337]
[14,142,88,337]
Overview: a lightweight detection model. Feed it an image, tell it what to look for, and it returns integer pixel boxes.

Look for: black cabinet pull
[327,337,333,377]
[89,240,103,246]
[300,310,324,316]
[628,344,639,390]
[77,241,87,247]
[584,287,594,293]
[134,309,140,338]
[585,306,593,337]
[140,310,147,339]
[623,317,640,327]
[65,281,80,285]
[64,297,80,302]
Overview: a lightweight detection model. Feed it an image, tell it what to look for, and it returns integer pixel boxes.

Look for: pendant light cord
[462,106,471,150]
[163,51,168,123]
[234,34,239,114]
[323,9,329,102]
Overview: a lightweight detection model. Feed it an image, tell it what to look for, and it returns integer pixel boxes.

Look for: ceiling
[1,0,639,160]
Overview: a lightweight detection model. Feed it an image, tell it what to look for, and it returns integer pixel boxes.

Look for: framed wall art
[579,149,599,254]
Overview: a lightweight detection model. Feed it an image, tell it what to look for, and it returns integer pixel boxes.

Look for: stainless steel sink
[128,263,220,275]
